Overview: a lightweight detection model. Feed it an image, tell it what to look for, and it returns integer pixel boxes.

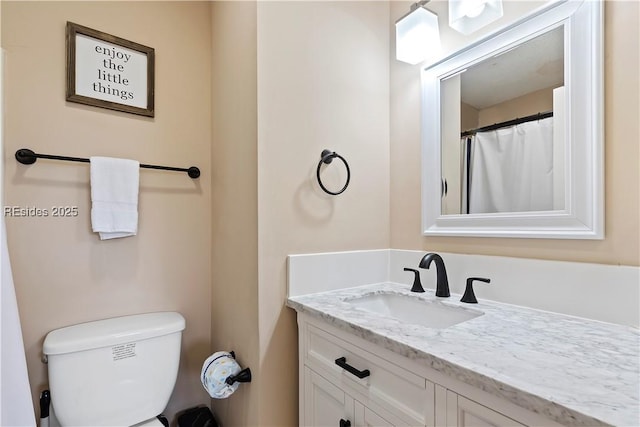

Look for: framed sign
[66,22,155,117]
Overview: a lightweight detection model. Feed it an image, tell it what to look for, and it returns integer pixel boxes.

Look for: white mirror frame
[421,0,603,239]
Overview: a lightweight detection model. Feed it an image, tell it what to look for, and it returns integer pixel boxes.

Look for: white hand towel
[90,156,140,240]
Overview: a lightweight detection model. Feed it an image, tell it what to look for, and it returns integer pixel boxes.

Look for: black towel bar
[15,148,200,179]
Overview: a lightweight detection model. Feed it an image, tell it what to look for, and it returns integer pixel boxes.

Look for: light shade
[449,0,503,35]
[395,6,440,65]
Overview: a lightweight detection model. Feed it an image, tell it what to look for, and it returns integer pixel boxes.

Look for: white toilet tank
[43,312,186,427]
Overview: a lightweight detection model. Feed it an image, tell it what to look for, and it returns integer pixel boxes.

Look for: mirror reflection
[440,27,564,215]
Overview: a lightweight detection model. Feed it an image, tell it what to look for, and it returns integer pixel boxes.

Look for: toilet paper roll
[201,351,241,399]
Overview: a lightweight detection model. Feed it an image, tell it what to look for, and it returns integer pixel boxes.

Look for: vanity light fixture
[449,0,503,35]
[395,0,440,65]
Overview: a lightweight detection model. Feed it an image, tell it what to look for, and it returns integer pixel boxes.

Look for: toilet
[43,312,186,426]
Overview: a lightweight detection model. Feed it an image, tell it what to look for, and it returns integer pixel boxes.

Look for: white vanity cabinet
[299,315,435,426]
[297,314,560,427]
[435,387,526,427]
[303,368,353,426]
[304,368,398,427]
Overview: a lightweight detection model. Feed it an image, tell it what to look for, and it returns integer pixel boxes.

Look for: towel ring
[316,149,350,196]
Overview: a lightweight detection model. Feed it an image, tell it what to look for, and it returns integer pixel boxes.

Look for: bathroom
[0,0,637,426]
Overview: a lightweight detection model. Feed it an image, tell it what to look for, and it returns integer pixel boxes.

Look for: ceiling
[460,26,564,109]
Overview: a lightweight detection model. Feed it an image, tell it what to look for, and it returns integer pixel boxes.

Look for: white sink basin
[346,293,483,329]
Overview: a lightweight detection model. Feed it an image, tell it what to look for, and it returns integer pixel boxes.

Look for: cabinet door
[354,401,396,427]
[445,391,526,427]
[305,367,354,427]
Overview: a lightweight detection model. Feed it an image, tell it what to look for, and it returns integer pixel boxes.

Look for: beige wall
[256,2,390,424]
[2,1,212,421]
[477,86,554,128]
[210,2,260,425]
[208,2,391,425]
[461,102,479,132]
[391,0,640,267]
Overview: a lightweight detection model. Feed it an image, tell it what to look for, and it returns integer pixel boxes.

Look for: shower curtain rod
[461,111,553,137]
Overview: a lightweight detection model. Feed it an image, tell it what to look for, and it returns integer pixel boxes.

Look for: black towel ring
[316,149,350,196]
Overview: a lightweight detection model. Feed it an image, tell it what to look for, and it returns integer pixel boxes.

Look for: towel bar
[15,148,200,179]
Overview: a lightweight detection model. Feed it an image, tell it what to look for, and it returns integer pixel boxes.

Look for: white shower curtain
[466,117,554,214]
[1,219,36,426]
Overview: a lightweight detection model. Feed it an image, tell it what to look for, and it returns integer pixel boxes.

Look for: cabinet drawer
[304,323,434,426]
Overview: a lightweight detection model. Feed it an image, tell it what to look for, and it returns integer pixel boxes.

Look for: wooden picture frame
[66,22,155,117]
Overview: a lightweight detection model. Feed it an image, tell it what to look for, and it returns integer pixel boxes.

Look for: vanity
[287,282,639,427]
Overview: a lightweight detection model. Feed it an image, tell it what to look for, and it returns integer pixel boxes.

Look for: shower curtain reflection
[463,117,555,214]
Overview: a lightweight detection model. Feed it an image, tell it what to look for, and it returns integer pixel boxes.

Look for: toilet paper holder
[201,350,252,399]
[225,351,252,385]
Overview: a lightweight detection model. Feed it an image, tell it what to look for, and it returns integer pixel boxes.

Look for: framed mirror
[421,0,603,239]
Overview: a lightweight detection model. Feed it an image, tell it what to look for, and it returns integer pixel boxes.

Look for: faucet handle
[461,277,490,303]
[403,268,425,293]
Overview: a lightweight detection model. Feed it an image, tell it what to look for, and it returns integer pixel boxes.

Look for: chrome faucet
[418,253,450,297]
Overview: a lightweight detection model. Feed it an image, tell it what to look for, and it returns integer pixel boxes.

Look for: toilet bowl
[43,312,185,426]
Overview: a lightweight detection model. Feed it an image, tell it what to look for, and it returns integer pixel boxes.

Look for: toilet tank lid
[43,312,185,355]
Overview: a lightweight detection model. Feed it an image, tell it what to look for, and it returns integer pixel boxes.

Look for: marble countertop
[287,283,640,427]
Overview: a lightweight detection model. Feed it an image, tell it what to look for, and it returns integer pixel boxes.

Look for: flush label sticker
[112,343,136,361]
